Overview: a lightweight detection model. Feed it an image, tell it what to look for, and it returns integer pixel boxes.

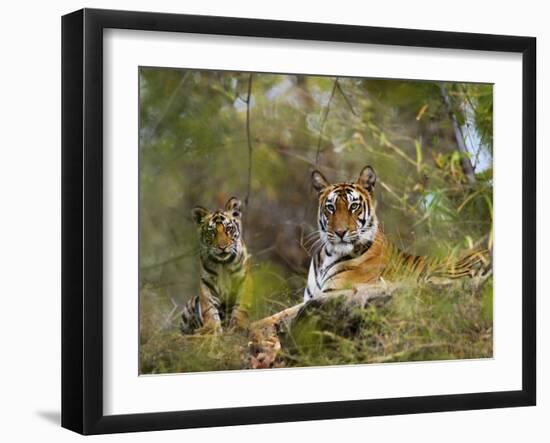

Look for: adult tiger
[304,165,490,301]
[181,197,252,334]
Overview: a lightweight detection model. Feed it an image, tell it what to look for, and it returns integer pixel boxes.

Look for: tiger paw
[248,334,282,369]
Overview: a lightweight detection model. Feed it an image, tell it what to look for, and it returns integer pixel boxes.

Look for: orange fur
[305,166,490,301]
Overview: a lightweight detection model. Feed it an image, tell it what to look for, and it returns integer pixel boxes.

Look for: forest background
[138,68,493,373]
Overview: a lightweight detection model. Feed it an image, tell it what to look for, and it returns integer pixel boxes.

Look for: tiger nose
[335,229,347,239]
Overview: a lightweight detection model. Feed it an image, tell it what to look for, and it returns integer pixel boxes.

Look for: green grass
[280,279,492,368]
[140,332,250,374]
[139,277,492,374]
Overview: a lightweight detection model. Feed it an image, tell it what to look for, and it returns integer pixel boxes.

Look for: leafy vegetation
[138,68,493,374]
[280,280,492,368]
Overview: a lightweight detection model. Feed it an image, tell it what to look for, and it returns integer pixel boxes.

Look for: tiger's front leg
[228,308,249,333]
[197,282,223,335]
[228,275,253,333]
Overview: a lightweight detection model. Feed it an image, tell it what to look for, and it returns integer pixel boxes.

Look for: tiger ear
[311,170,330,192]
[225,197,242,218]
[191,206,209,225]
[357,165,376,193]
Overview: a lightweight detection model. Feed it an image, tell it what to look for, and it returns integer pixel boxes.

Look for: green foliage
[138,68,493,374]
[281,281,493,367]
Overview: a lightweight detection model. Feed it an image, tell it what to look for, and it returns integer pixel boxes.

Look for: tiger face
[191,197,243,262]
[311,166,379,255]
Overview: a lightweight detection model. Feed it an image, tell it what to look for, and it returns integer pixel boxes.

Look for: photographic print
[139,68,493,374]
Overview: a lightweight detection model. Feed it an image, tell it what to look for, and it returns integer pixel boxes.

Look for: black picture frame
[61,8,536,435]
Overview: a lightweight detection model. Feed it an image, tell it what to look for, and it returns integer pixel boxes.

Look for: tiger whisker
[301,232,322,246]
[302,234,321,245]
[306,238,324,254]
[310,239,327,257]
[306,238,326,256]
[303,229,322,238]
[302,235,324,250]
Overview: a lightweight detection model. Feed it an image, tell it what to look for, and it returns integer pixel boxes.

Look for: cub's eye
[325,204,335,213]
[350,202,360,211]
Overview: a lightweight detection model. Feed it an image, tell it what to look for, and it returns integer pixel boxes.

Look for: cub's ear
[225,197,242,218]
[357,165,376,193]
[191,206,209,225]
[311,170,330,192]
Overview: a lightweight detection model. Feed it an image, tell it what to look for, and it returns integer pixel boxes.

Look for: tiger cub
[304,166,490,301]
[181,197,252,334]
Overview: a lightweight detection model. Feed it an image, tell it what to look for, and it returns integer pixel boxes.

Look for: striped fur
[304,166,490,301]
[181,197,252,334]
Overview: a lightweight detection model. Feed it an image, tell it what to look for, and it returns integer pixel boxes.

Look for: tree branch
[335,79,358,116]
[315,77,339,165]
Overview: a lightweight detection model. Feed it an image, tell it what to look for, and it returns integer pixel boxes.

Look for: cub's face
[312,166,378,255]
[191,197,243,262]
